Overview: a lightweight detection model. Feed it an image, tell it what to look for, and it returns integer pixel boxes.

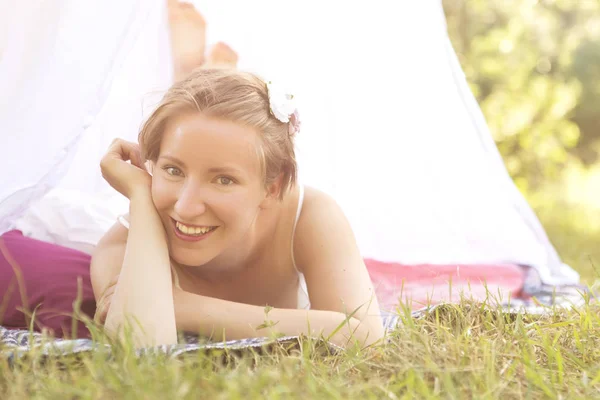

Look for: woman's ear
[260,174,284,208]
[145,160,154,176]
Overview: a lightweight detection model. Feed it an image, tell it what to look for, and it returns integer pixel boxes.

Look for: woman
[93,67,384,348]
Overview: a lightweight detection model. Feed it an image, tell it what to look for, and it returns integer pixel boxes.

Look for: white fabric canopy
[0,0,171,232]
[1,0,172,253]
[0,0,579,285]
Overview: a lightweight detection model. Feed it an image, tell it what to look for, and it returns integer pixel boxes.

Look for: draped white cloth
[1,0,172,253]
[0,0,578,285]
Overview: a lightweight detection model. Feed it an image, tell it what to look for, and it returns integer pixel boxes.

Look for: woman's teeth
[175,221,214,236]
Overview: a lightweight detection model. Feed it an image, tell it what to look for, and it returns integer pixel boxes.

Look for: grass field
[1,204,599,399]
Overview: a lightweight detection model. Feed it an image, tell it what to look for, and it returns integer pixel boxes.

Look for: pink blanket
[365,258,526,312]
[0,230,531,338]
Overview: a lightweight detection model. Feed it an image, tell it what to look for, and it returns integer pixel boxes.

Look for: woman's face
[151,112,267,267]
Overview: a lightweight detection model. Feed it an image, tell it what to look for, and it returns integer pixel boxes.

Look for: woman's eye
[217,176,234,185]
[164,166,183,176]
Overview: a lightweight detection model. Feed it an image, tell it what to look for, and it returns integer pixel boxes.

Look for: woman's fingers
[130,145,145,170]
[101,138,145,170]
[100,139,151,198]
[107,139,139,162]
[101,140,131,178]
[95,293,113,324]
[95,276,119,324]
[99,274,119,300]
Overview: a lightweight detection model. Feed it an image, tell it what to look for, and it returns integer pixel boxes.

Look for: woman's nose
[174,182,207,219]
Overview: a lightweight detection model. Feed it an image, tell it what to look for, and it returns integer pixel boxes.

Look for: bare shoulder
[293,186,358,271]
[90,218,129,303]
[95,215,129,248]
[299,186,352,231]
[291,187,381,326]
[300,186,342,220]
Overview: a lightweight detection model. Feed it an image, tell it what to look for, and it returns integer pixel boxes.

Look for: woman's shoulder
[301,186,339,214]
[291,185,359,274]
[90,218,129,304]
[294,186,348,236]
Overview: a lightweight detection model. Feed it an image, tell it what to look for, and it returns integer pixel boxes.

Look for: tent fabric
[187,0,579,285]
[0,0,167,233]
[0,0,578,286]
[3,0,172,250]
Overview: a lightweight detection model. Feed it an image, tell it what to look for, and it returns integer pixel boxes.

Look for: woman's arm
[175,188,384,348]
[294,189,385,343]
[98,139,177,347]
[90,221,128,324]
[174,291,379,348]
[103,192,177,347]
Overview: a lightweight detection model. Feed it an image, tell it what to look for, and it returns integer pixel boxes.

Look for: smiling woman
[92,68,384,348]
[150,114,268,269]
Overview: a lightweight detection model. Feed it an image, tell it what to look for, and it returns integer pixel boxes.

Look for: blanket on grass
[1,264,590,367]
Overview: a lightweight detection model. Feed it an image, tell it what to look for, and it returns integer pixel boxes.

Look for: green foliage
[443,0,600,190]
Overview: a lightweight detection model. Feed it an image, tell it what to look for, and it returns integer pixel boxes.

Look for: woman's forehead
[159,113,261,171]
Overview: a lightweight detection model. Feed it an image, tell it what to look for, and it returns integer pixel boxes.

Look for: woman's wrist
[173,289,196,333]
[128,186,153,205]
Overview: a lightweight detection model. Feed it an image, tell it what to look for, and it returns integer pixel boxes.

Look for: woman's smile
[171,217,218,242]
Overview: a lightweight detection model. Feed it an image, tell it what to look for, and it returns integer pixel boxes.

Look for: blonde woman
[93,68,384,348]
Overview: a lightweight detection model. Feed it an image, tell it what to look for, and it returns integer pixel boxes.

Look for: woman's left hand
[95,274,184,328]
[94,274,119,325]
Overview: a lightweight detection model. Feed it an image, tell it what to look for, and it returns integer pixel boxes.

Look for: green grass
[1,205,599,399]
[538,207,600,284]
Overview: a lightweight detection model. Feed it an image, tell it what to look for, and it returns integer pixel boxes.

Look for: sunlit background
[2,0,597,281]
[443,0,600,280]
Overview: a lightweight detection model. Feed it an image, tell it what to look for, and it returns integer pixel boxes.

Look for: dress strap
[117,215,130,229]
[291,185,305,273]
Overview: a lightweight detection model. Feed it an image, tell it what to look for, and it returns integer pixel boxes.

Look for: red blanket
[365,259,526,311]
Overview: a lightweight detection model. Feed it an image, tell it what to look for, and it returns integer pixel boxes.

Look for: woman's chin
[169,247,216,268]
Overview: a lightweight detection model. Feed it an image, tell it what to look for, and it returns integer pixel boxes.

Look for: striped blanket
[1,277,589,367]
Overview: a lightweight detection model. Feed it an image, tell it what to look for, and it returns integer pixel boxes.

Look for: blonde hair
[138,68,298,199]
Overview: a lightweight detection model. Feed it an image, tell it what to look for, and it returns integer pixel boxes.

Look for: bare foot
[205,42,239,68]
[168,0,207,80]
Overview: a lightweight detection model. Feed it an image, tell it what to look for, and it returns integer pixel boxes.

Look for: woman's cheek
[223,190,260,221]
[151,176,177,210]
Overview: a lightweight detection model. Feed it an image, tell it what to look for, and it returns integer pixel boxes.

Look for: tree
[443,0,600,191]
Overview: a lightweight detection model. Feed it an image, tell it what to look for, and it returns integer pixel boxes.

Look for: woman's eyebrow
[159,156,243,175]
[159,155,186,167]
[207,166,244,174]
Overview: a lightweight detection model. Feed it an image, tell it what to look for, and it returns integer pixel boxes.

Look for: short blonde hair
[139,68,297,199]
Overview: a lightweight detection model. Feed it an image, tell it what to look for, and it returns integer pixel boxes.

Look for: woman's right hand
[100,139,152,199]
[94,274,118,325]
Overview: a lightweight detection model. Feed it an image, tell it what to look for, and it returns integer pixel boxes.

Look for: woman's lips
[170,218,217,242]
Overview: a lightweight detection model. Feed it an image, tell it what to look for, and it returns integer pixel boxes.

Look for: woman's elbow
[329,315,385,348]
[103,307,178,347]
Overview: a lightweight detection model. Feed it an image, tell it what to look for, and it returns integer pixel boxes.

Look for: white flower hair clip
[266,80,301,136]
